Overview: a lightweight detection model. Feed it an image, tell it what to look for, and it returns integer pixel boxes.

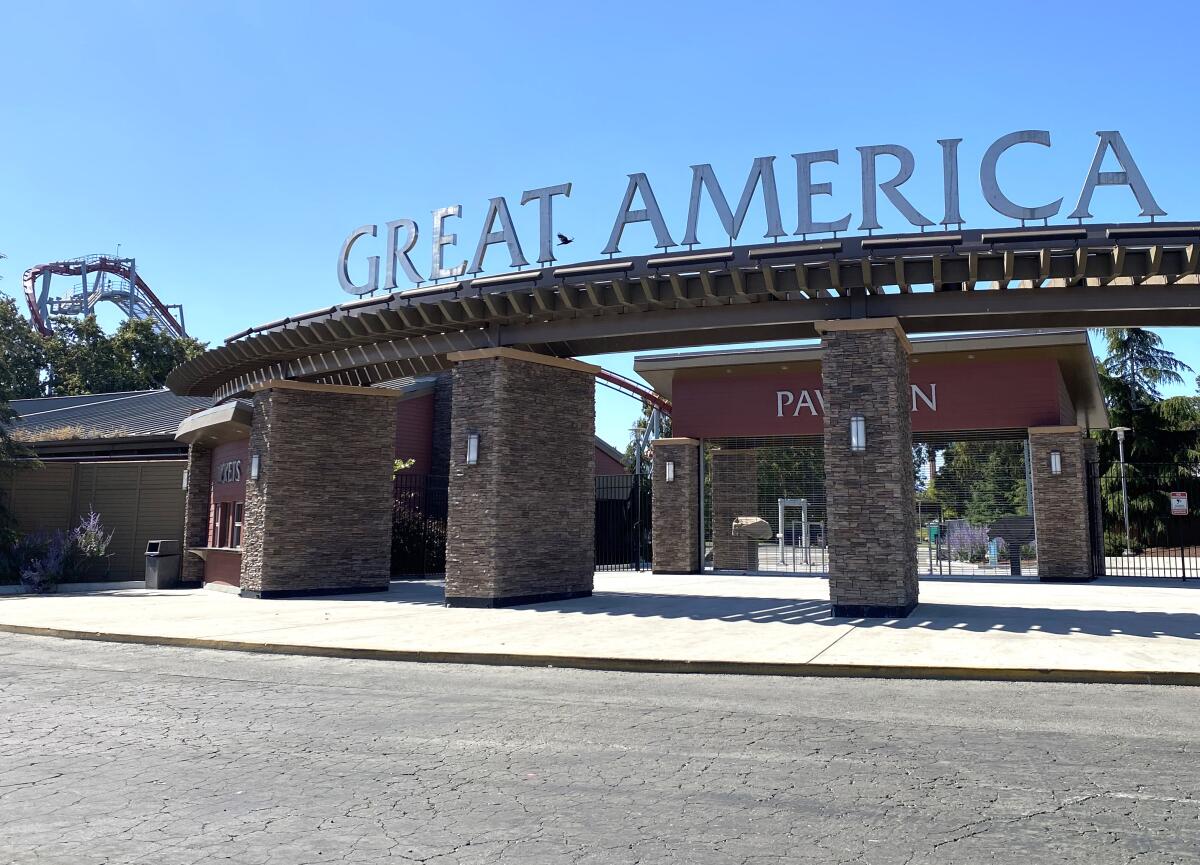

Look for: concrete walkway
[1,572,1198,684]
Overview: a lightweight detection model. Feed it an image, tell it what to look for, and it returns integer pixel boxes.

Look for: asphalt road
[1,634,1197,865]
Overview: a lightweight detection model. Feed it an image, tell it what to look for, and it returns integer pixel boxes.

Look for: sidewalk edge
[1,624,1195,686]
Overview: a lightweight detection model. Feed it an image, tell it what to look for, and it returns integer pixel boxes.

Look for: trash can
[145,540,182,589]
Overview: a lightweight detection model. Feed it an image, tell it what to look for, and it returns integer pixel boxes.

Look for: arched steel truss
[166,222,1200,399]
[23,255,186,338]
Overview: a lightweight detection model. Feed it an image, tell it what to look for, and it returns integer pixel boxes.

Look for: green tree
[1097,328,1190,406]
[42,315,130,395]
[927,440,1028,524]
[0,295,47,399]
[111,317,206,391]
[42,314,207,396]
[0,356,35,540]
[1093,328,1200,552]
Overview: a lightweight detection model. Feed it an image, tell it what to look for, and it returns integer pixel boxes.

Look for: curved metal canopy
[167,222,1200,400]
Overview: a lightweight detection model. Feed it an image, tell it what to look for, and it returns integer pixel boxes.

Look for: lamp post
[1112,426,1133,556]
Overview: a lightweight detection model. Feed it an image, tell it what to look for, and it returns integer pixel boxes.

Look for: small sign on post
[1170,491,1188,516]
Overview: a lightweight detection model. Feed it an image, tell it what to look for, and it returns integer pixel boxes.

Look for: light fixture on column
[1049,450,1062,475]
[849,416,866,452]
[250,454,261,480]
[466,432,480,466]
[181,469,189,491]
[665,461,675,482]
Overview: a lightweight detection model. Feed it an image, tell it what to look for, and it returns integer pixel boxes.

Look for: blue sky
[3,1,1199,449]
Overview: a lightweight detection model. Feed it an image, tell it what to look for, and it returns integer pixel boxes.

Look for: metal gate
[1094,462,1198,579]
[595,474,652,571]
[701,433,1039,579]
[914,433,1038,579]
[391,473,448,577]
[704,437,827,574]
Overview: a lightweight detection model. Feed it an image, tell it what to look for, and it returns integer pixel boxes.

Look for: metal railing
[392,473,449,577]
[595,474,652,571]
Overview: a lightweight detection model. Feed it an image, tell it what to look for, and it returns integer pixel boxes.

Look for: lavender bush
[17,511,112,594]
[945,523,1007,563]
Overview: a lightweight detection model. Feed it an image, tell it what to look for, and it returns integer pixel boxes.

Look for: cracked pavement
[0,633,1197,864]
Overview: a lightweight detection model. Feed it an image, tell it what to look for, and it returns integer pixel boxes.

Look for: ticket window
[211,501,245,549]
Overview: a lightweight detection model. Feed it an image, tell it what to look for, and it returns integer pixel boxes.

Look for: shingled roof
[9,390,214,443]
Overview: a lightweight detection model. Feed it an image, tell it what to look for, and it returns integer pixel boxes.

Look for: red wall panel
[671,358,1069,439]
[395,394,434,473]
[595,446,629,475]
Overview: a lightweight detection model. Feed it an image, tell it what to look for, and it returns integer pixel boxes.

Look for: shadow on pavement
[309,580,1200,640]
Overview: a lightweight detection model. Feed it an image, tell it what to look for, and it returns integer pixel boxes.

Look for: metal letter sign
[1170,491,1188,516]
[337,129,1169,294]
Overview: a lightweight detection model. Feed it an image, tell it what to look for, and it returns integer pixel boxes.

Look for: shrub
[12,511,113,594]
[946,523,1007,563]
[391,502,446,577]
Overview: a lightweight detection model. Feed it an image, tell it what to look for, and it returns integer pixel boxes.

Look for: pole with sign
[1170,492,1188,581]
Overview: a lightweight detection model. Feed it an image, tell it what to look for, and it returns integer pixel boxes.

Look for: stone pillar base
[444,349,597,607]
[651,438,701,574]
[240,585,389,600]
[819,318,919,618]
[239,382,400,597]
[1030,426,1095,582]
[832,600,919,618]
[181,443,212,586]
[445,589,592,609]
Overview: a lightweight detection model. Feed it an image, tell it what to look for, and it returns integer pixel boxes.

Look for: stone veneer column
[430,371,454,476]
[1029,426,1095,582]
[819,318,919,618]
[181,443,212,585]
[443,348,596,607]
[710,448,760,571]
[239,382,400,598]
[651,438,700,574]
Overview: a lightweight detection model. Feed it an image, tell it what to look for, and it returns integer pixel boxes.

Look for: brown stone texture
[651,439,700,574]
[821,325,919,615]
[710,449,760,571]
[181,443,212,584]
[239,387,398,596]
[444,355,595,605]
[1030,429,1093,581]
[430,371,454,476]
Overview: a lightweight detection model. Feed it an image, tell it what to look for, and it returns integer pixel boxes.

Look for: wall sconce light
[250,454,261,481]
[850,416,866,452]
[665,461,675,482]
[466,432,480,466]
[1049,450,1062,475]
[182,469,189,491]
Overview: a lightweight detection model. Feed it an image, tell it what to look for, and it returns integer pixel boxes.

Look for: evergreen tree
[1093,328,1200,552]
[0,295,47,399]
[41,314,206,396]
[0,356,35,539]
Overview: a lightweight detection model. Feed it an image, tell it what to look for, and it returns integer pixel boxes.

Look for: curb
[1,623,1196,687]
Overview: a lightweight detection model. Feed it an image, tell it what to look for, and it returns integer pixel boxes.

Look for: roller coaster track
[596,368,672,414]
[22,255,185,338]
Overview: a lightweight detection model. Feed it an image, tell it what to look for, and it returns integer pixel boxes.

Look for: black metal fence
[392,473,449,577]
[595,474,652,571]
[914,434,1038,579]
[1092,462,1198,579]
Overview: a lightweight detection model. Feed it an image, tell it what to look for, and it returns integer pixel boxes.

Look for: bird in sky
[557,233,573,246]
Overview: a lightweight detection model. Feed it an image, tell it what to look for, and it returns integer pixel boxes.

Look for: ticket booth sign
[1170,492,1188,516]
